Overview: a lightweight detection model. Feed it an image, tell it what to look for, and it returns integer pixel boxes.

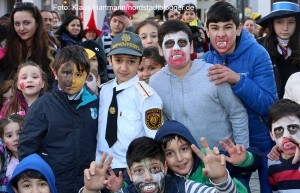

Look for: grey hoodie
[149,59,249,149]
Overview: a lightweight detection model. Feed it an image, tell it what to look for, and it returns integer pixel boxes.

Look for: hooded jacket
[7,153,57,193]
[202,28,278,151]
[154,120,262,193]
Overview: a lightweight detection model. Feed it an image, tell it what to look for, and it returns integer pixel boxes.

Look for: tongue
[283,142,295,150]
[217,42,227,49]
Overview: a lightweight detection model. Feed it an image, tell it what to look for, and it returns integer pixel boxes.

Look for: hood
[209,28,257,61]
[7,154,57,193]
[154,120,201,177]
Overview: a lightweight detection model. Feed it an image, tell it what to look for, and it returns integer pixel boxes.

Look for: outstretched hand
[83,152,113,193]
[219,137,246,165]
[191,137,227,184]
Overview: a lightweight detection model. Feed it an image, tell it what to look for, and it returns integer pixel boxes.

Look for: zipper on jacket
[223,59,229,67]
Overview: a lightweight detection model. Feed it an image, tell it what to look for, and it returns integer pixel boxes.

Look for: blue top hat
[257,0,300,27]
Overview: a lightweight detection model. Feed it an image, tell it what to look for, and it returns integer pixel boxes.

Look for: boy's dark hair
[143,46,166,68]
[158,134,190,150]
[12,170,47,190]
[158,20,193,47]
[126,137,165,168]
[53,45,90,75]
[110,10,130,22]
[206,1,240,28]
[163,5,179,20]
[181,3,197,15]
[268,99,300,131]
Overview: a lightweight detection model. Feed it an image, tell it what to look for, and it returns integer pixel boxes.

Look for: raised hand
[106,168,124,192]
[208,64,240,85]
[191,137,227,184]
[83,152,113,193]
[219,137,246,165]
[117,15,133,29]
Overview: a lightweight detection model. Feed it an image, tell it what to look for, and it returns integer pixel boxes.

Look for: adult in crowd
[257,0,300,98]
[163,5,181,21]
[56,15,84,48]
[1,2,56,90]
[40,10,53,32]
[51,10,61,30]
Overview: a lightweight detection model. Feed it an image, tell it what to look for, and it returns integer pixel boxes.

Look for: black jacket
[18,86,98,193]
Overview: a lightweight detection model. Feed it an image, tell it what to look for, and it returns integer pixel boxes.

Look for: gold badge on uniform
[109,107,116,114]
[145,108,162,130]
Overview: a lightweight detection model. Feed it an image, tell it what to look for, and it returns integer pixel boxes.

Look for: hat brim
[108,47,142,57]
[257,11,300,27]
[84,28,101,37]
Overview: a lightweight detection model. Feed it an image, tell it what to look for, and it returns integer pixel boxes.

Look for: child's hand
[117,15,132,29]
[106,168,124,192]
[83,152,113,193]
[219,137,246,165]
[191,137,227,184]
[267,145,280,161]
[290,137,300,164]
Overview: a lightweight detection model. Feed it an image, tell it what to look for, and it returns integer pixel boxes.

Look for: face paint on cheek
[19,82,25,90]
[133,172,164,193]
[4,141,10,149]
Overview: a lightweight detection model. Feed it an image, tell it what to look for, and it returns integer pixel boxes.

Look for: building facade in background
[0,0,272,33]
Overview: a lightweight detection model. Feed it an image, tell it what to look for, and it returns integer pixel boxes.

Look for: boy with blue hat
[7,154,57,193]
[96,31,163,184]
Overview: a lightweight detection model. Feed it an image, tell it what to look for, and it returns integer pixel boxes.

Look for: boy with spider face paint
[268,99,300,191]
[81,137,239,193]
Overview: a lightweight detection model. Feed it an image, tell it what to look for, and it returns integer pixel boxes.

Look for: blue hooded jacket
[154,120,203,178]
[7,154,57,193]
[202,28,278,151]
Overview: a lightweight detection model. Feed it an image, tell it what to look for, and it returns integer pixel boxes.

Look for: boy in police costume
[96,31,163,184]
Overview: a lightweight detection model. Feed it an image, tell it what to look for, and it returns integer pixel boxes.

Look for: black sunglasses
[14,2,35,8]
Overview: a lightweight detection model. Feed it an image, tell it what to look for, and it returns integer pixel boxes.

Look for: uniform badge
[145,108,162,130]
[90,108,98,119]
[109,107,116,114]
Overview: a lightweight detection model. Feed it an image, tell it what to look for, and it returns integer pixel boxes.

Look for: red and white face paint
[161,31,192,69]
[17,65,44,97]
[271,115,300,159]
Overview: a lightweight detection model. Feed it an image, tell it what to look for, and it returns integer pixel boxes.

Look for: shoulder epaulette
[135,81,153,99]
[98,79,114,89]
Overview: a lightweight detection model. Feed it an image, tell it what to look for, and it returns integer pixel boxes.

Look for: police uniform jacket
[96,75,163,169]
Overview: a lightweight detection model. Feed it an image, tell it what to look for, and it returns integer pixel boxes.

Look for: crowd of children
[0,0,300,193]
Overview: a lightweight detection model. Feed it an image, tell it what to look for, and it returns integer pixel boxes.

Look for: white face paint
[161,31,191,69]
[271,115,300,158]
[131,159,165,193]
[86,73,98,93]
